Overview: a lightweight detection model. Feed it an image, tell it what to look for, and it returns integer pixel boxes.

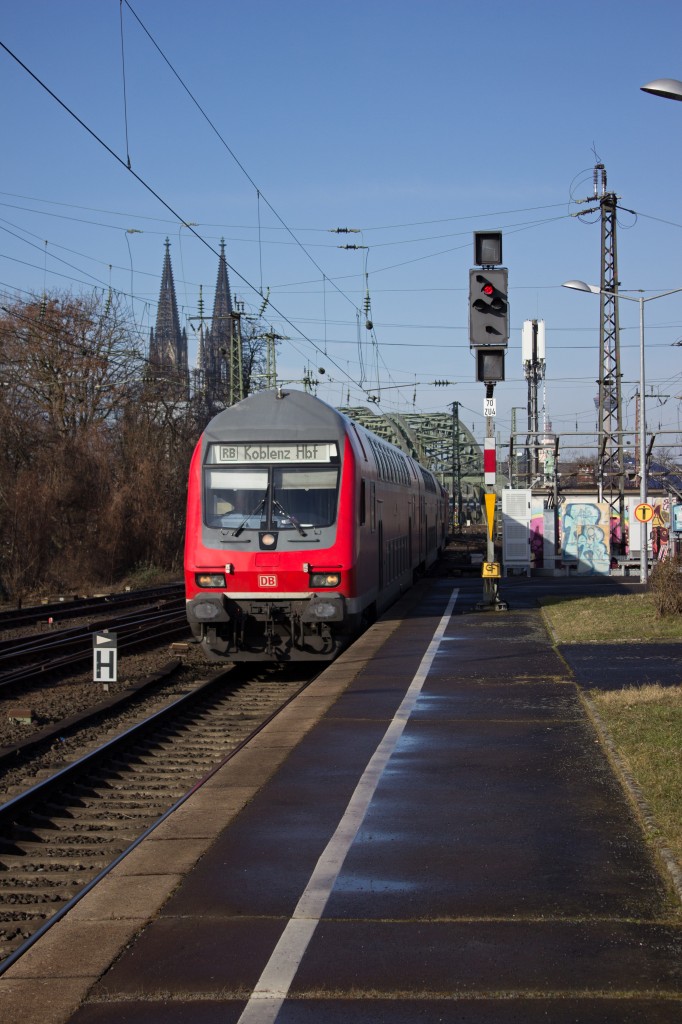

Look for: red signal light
[469,267,509,348]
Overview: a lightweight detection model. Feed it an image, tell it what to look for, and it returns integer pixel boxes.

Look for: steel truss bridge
[340,406,484,507]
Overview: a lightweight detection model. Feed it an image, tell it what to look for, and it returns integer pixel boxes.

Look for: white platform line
[236,586,460,1023]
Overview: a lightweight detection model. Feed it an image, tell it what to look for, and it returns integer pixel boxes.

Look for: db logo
[258,574,278,588]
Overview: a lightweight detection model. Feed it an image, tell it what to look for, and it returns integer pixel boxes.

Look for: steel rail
[0,611,190,693]
[0,583,183,630]
[0,667,315,977]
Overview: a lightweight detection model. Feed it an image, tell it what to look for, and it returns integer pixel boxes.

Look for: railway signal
[473,230,503,267]
[469,269,509,347]
[476,348,505,383]
[468,230,508,611]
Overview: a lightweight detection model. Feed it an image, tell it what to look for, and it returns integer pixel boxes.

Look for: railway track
[0,657,183,768]
[0,604,190,694]
[0,583,184,631]
[0,664,314,972]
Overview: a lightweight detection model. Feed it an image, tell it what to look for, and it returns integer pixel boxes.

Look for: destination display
[207,442,337,465]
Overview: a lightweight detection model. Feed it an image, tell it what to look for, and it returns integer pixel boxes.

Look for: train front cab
[185,431,360,662]
[184,394,447,664]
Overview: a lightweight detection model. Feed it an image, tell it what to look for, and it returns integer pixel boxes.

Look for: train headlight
[193,601,222,620]
[188,593,230,624]
[195,573,226,588]
[303,593,344,622]
[309,572,341,588]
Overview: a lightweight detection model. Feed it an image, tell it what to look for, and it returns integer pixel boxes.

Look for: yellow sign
[481,561,501,578]
[484,492,496,540]
[634,502,654,524]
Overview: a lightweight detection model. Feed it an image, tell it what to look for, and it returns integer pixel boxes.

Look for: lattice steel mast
[597,167,624,524]
[577,164,625,546]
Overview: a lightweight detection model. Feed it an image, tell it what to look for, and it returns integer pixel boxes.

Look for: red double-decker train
[184,388,447,662]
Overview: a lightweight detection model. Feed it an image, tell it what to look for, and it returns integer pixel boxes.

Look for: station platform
[3,576,681,1022]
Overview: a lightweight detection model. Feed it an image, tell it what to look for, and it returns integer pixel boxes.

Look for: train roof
[201,390,443,492]
[202,389,349,444]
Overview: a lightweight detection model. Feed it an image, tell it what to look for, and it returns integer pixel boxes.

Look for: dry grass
[540,592,682,643]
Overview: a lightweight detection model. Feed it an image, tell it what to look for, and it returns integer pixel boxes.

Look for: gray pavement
[562,641,682,690]
[3,576,680,1023]
[63,579,681,1022]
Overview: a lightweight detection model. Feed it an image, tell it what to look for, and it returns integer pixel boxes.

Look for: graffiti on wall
[625,495,672,559]
[560,501,611,575]
[651,497,671,561]
[521,493,673,572]
[530,508,544,568]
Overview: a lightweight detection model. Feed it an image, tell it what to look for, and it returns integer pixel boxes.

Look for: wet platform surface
[44,581,682,1020]
[561,641,682,690]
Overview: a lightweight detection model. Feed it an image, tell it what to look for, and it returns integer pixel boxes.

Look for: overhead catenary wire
[0,196,575,253]
[120,0,359,315]
[2,25,680,430]
[118,0,132,170]
[0,190,631,235]
[0,37,370,397]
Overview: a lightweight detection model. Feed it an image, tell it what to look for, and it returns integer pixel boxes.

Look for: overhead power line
[0,36,369,395]
[121,0,359,313]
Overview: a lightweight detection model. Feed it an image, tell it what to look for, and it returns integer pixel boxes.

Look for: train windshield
[204,466,339,530]
[272,468,339,528]
[205,469,268,529]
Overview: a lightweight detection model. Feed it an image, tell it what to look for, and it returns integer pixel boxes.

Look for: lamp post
[641,78,682,101]
[563,280,682,583]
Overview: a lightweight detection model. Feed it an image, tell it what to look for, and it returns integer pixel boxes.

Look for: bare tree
[0,289,281,602]
[0,291,143,436]
[242,322,277,395]
[0,291,147,598]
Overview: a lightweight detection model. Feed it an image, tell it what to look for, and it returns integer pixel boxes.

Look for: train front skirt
[186,591,348,661]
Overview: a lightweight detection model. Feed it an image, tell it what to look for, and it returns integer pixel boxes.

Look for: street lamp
[563,280,682,583]
[641,78,682,101]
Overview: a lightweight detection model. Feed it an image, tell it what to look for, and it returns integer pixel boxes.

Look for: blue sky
[2,0,682,453]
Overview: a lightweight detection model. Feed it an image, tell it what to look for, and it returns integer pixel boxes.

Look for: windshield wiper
[273,498,307,537]
[232,496,266,537]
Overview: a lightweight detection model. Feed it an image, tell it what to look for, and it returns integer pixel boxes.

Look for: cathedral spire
[202,239,234,408]
[213,238,233,324]
[149,238,188,396]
